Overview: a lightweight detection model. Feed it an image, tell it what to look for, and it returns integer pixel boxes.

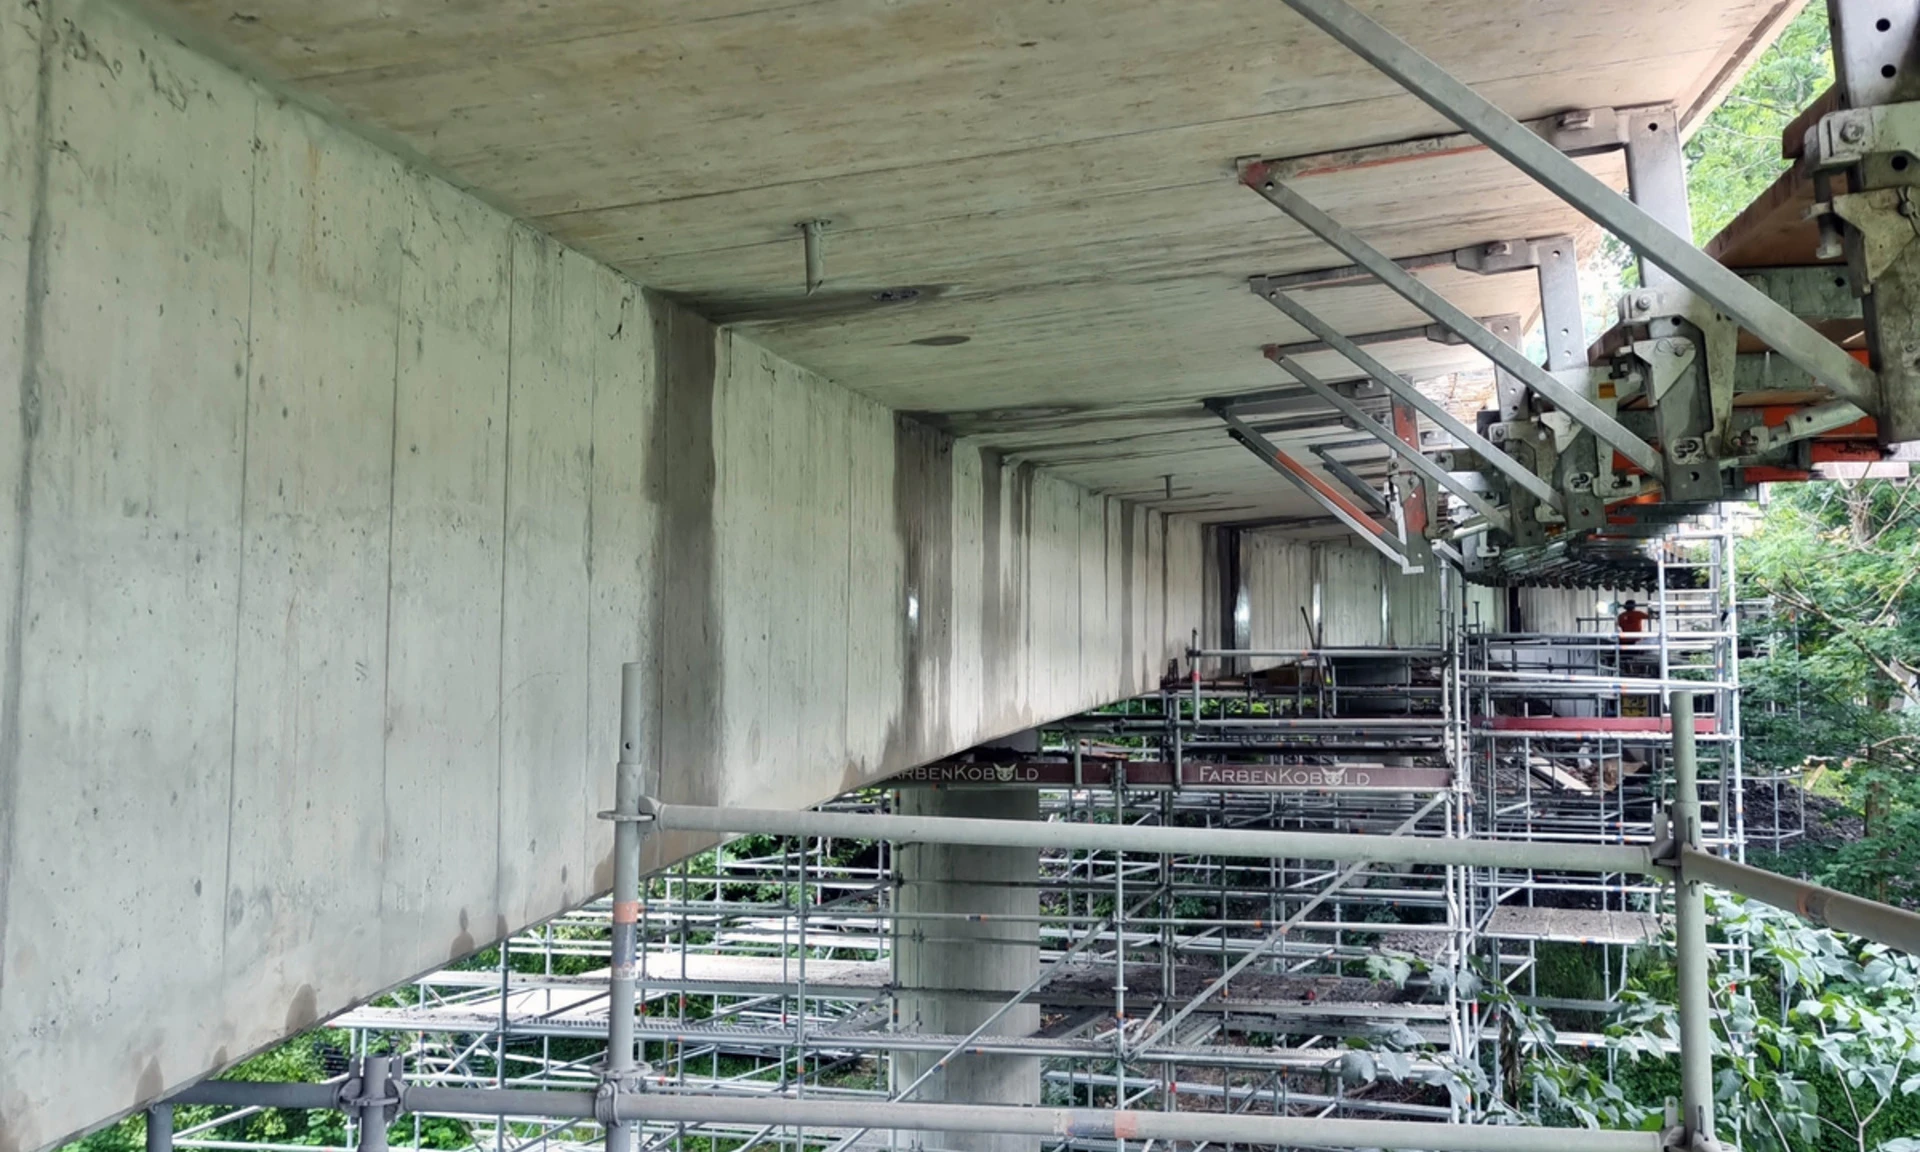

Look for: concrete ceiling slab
[149,0,1790,519]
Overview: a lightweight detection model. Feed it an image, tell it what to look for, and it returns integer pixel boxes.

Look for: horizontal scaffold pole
[1678,845,1920,956]
[643,801,1656,875]
[171,1082,1665,1152]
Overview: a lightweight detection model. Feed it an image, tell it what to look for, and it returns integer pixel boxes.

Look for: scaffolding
[148,516,1851,1152]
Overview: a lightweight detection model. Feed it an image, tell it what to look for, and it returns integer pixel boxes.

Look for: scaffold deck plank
[1485,907,1660,945]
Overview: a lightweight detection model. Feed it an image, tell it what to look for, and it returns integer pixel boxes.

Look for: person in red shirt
[1616,599,1651,641]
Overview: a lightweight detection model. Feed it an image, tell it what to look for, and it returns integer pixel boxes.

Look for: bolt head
[1840,119,1867,144]
[1633,293,1654,313]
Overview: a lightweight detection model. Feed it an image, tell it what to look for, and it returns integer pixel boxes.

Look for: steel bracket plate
[1806,103,1920,182]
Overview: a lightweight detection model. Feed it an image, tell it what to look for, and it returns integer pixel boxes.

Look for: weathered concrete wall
[0,3,1205,1148]
[1236,533,1471,651]
[1516,585,1639,634]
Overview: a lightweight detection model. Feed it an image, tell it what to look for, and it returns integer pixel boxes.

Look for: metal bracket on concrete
[1259,348,1512,532]
[1250,104,1652,187]
[1265,313,1517,359]
[1250,276,1564,511]
[1264,0,1881,415]
[1805,0,1920,441]
[1307,442,1392,516]
[1262,232,1572,293]
[1243,174,1668,481]
[1210,404,1421,572]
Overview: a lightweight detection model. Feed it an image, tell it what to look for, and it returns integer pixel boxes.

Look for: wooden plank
[378,168,512,972]
[1703,163,1835,269]
[498,227,595,927]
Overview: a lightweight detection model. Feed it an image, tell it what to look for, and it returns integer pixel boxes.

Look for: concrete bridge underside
[0,5,1204,1146]
[0,0,1794,1146]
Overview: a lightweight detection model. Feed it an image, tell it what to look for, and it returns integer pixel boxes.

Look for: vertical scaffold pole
[145,1106,173,1152]
[606,662,648,1152]
[358,1056,391,1152]
[1670,691,1715,1145]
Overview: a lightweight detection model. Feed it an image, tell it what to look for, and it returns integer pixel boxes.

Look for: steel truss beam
[1263,0,1880,413]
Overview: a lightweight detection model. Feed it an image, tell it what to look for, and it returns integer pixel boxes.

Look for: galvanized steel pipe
[166,1082,340,1109]
[645,802,1655,875]
[1668,693,1714,1142]
[400,1086,1661,1152]
[145,1106,173,1152]
[1680,846,1920,956]
[604,662,649,1152]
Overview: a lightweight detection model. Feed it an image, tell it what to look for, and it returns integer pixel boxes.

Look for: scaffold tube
[1679,846,1920,956]
[166,1083,339,1109]
[190,1085,1664,1152]
[645,802,1655,874]
[604,662,648,1152]
[1669,692,1714,1142]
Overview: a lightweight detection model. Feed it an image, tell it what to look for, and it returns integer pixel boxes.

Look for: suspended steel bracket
[1307,442,1392,516]
[1249,279,1564,512]
[1243,175,1667,482]
[1261,0,1880,418]
[1257,104,1657,185]
[1208,403,1422,572]
[1266,313,1520,360]
[1801,0,1920,441]
[1266,235,1573,294]
[1259,349,1511,533]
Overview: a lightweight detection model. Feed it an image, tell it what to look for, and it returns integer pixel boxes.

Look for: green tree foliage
[1344,898,1920,1150]
[1607,895,1920,1152]
[1685,4,1835,246]
[1740,480,1920,903]
[1583,4,1834,338]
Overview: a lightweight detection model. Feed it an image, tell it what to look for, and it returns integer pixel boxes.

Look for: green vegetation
[1741,479,1920,905]
[1684,4,1835,246]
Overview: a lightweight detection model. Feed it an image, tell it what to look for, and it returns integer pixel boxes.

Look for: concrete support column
[894,787,1041,1152]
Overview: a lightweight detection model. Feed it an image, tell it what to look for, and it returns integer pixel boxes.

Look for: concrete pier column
[894,787,1042,1152]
